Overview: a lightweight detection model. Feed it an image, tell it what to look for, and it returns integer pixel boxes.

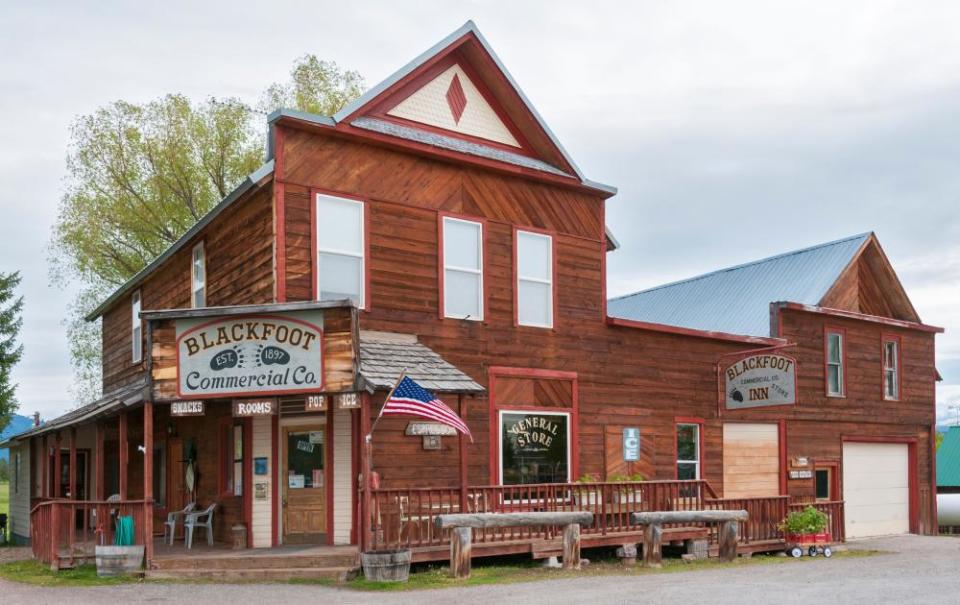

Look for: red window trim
[824,326,847,398]
[438,211,488,322]
[512,226,558,330]
[881,333,903,401]
[674,417,705,480]
[310,188,371,312]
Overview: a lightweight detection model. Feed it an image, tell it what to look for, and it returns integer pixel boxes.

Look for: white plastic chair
[183,503,217,549]
[163,502,196,545]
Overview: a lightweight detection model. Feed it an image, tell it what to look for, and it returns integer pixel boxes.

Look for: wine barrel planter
[94,545,145,577]
[361,549,412,582]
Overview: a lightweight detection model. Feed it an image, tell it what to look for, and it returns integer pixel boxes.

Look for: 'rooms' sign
[724,354,797,410]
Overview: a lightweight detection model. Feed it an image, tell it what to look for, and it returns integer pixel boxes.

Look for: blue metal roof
[608,233,871,337]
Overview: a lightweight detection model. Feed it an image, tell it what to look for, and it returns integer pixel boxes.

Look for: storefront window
[500,411,569,485]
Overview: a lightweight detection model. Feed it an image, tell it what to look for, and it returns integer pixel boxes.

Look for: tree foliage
[0,271,24,433]
[50,56,364,404]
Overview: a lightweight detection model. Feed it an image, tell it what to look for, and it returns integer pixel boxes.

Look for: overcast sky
[2,1,959,424]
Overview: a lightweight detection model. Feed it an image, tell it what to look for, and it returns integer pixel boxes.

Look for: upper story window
[826,330,845,397]
[191,242,206,308]
[316,194,365,307]
[883,338,900,400]
[676,423,700,480]
[131,290,142,363]
[516,230,553,328]
[442,217,483,320]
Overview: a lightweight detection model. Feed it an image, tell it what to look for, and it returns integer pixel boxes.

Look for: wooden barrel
[95,545,145,577]
[361,549,412,582]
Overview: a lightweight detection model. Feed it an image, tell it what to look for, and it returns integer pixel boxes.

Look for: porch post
[69,427,77,499]
[361,391,372,552]
[458,394,468,512]
[53,431,61,498]
[143,401,154,563]
[118,410,128,499]
[41,434,48,498]
[95,422,105,500]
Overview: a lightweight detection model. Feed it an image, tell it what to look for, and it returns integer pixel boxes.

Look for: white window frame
[676,423,700,480]
[883,339,900,400]
[826,331,844,397]
[498,409,571,487]
[516,230,554,328]
[316,194,366,308]
[442,216,484,321]
[131,290,142,364]
[191,241,206,308]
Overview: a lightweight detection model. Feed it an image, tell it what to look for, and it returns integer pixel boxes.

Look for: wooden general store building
[2,22,943,577]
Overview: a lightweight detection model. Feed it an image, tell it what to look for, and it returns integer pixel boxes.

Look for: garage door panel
[843,442,910,539]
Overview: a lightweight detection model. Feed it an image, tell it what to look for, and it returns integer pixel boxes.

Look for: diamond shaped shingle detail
[445,74,467,124]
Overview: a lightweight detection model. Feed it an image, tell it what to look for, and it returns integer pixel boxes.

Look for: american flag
[381,376,472,441]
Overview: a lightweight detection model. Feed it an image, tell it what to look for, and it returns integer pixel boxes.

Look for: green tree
[0,271,24,433]
[50,57,363,403]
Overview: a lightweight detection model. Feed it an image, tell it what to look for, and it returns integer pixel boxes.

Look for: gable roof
[937,426,960,488]
[607,233,872,337]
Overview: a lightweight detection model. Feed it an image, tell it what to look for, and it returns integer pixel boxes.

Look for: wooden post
[118,410,128,499]
[450,526,472,579]
[69,427,77,499]
[642,523,663,568]
[53,432,61,498]
[719,520,739,562]
[41,434,48,498]
[562,523,581,569]
[143,401,154,564]
[458,393,468,512]
[95,422,105,500]
[360,392,372,552]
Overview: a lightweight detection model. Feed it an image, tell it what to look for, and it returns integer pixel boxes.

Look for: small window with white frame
[676,423,700,479]
[442,217,483,320]
[131,290,142,363]
[191,242,206,308]
[316,194,366,307]
[516,230,553,328]
[883,339,900,400]
[826,331,844,396]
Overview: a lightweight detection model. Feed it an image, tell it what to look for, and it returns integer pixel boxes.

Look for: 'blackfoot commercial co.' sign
[176,311,323,398]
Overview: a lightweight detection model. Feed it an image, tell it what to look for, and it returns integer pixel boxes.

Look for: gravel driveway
[2,535,958,605]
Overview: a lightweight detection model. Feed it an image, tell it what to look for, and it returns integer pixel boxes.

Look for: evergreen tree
[0,271,23,433]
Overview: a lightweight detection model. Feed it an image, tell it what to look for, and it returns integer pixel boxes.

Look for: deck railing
[30,499,152,569]
[787,499,845,542]
[705,496,789,543]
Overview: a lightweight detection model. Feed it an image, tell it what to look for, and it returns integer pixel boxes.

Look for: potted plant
[779,505,830,544]
[608,472,645,504]
[573,473,601,507]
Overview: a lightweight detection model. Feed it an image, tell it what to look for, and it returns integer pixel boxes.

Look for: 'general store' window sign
[176,311,324,398]
[724,353,797,410]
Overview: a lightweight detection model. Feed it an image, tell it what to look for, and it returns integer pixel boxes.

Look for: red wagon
[785,532,833,558]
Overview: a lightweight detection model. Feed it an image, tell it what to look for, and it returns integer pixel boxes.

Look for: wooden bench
[630,510,748,567]
[434,512,594,579]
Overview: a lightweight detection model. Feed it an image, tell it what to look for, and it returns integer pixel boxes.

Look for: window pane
[828,365,841,394]
[519,280,551,327]
[193,289,205,308]
[317,195,363,254]
[815,469,830,499]
[677,462,698,480]
[501,412,568,485]
[233,461,243,496]
[518,232,551,280]
[318,252,363,304]
[444,219,481,270]
[885,342,897,368]
[287,431,324,489]
[827,333,841,363]
[677,425,698,461]
[885,370,897,398]
[444,269,481,318]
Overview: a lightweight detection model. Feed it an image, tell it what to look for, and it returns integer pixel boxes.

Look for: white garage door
[842,442,910,539]
[723,423,780,498]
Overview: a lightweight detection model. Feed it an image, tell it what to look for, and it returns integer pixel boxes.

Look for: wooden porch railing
[788,499,845,542]
[704,496,789,543]
[30,499,152,569]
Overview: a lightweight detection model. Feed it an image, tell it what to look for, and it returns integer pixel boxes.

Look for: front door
[283,426,327,543]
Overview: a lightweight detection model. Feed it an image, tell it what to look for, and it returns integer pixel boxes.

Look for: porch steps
[148,549,360,582]
[147,566,357,583]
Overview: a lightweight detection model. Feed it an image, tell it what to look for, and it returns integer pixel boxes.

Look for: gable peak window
[316,194,365,308]
[516,230,553,328]
[131,290,142,364]
[826,330,844,397]
[191,242,206,308]
[883,339,900,400]
[442,216,483,320]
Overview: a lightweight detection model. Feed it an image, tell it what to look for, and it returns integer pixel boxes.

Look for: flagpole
[367,368,407,442]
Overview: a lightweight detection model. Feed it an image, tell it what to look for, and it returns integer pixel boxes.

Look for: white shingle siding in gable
[333,407,353,545]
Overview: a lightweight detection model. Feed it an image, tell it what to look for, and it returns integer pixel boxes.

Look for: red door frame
[841,436,920,534]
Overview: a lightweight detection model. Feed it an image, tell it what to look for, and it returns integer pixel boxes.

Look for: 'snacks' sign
[725,353,797,410]
[176,312,323,398]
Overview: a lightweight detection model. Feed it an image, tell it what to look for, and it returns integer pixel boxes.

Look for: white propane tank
[937,493,960,526]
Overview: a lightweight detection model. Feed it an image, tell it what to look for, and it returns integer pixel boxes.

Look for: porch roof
[359,331,485,394]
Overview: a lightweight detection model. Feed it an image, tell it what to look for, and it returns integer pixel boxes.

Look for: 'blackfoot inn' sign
[176,311,324,398]
[724,353,797,410]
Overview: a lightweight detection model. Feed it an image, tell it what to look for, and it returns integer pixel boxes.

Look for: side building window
[131,290,142,363]
[441,216,483,320]
[826,330,845,397]
[676,423,700,479]
[191,242,206,308]
[516,230,553,328]
[316,194,365,307]
[883,338,900,400]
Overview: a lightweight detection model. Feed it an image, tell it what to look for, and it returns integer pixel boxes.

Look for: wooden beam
[642,523,662,568]
[562,523,581,569]
[53,432,61,499]
[458,394,468,512]
[69,427,77,500]
[118,411,128,499]
[361,391,372,552]
[450,526,471,579]
[41,434,48,498]
[630,510,748,525]
[435,511,594,529]
[718,520,739,562]
[143,401,154,565]
[95,422,105,500]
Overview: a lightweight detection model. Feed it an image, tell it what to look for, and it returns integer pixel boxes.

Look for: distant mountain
[0,414,34,461]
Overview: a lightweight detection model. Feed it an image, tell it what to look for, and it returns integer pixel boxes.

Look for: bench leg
[562,523,581,570]
[719,520,738,562]
[642,523,662,568]
[450,526,472,579]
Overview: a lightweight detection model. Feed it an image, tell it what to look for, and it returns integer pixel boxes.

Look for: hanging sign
[622,427,640,462]
[175,311,323,398]
[305,395,327,412]
[232,398,277,417]
[170,400,205,416]
[724,353,797,410]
